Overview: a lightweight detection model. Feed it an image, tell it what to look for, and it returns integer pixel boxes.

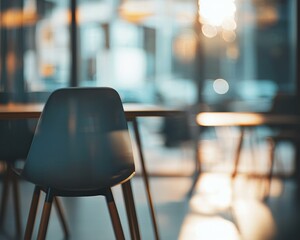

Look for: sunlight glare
[199,0,236,27]
[179,215,239,240]
[199,0,237,39]
[234,200,276,240]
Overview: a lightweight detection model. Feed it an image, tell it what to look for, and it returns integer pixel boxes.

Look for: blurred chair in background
[0,119,34,236]
[0,92,68,238]
[0,92,35,236]
[265,93,300,197]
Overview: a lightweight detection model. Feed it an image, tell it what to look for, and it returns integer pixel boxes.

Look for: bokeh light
[213,78,229,94]
[222,30,236,42]
[202,24,218,38]
[173,30,198,62]
[226,45,239,59]
[199,0,237,40]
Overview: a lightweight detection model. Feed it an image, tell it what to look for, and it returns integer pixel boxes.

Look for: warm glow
[173,31,198,62]
[119,1,155,23]
[179,215,239,240]
[197,112,265,126]
[222,18,237,31]
[199,0,237,39]
[0,9,38,28]
[202,24,218,38]
[6,51,17,75]
[268,178,284,197]
[188,173,234,214]
[199,0,236,26]
[226,45,239,59]
[41,64,55,77]
[256,5,278,26]
[234,200,276,239]
[190,191,232,215]
[222,30,236,42]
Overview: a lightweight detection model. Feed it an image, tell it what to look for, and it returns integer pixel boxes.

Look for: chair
[0,119,34,236]
[14,87,140,240]
[0,92,36,236]
[0,92,68,237]
[265,93,300,197]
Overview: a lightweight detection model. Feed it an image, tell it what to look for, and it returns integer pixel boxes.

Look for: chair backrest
[22,87,135,191]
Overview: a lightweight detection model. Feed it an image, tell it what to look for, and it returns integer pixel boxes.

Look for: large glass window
[0,0,297,109]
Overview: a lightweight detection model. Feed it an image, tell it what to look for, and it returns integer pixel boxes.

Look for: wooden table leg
[187,136,201,198]
[295,140,300,197]
[131,118,160,240]
[232,126,245,180]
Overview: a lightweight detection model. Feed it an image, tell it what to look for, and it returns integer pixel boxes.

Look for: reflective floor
[1,123,300,239]
[1,174,300,240]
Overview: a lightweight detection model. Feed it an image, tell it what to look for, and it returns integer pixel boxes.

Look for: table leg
[295,141,300,198]
[232,126,245,179]
[187,136,202,198]
[131,118,160,240]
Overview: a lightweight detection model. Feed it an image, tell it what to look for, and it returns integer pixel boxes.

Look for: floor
[1,120,300,239]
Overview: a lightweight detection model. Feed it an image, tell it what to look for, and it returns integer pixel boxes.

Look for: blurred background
[0,0,296,109]
[1,0,299,239]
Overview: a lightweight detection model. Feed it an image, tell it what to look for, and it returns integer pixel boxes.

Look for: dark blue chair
[15,87,140,240]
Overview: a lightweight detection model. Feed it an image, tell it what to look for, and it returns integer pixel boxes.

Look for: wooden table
[0,102,183,240]
[125,104,182,240]
[197,112,300,127]
[188,112,300,197]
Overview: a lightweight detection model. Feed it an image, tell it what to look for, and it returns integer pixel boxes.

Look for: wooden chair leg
[132,118,160,240]
[0,164,10,227]
[232,127,245,180]
[122,180,141,240]
[37,188,54,240]
[105,188,125,240]
[187,136,202,198]
[266,138,276,198]
[24,186,41,240]
[54,197,69,238]
[11,169,22,236]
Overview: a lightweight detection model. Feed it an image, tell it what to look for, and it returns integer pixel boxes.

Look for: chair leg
[132,118,160,240]
[232,127,245,180]
[11,168,22,236]
[187,137,202,198]
[0,163,10,227]
[122,180,141,240]
[54,197,69,238]
[105,188,125,240]
[37,188,54,240]
[266,138,276,198]
[24,186,41,240]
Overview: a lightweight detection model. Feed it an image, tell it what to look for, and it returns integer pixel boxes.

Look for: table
[125,104,182,240]
[197,112,300,127]
[188,112,300,197]
[0,102,183,240]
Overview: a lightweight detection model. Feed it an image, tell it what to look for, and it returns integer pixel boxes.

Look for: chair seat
[13,166,135,196]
